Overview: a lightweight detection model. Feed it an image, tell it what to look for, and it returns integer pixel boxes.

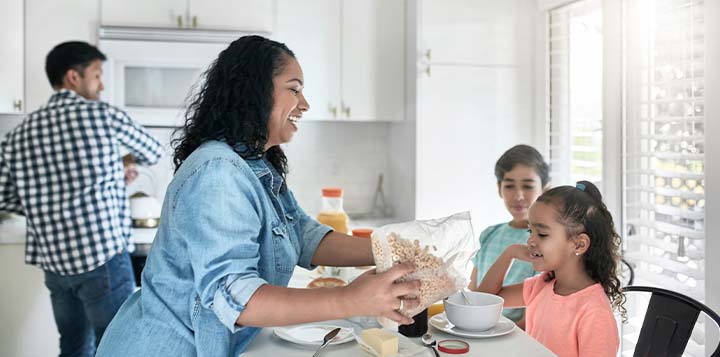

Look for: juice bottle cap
[351,228,373,238]
[322,187,343,197]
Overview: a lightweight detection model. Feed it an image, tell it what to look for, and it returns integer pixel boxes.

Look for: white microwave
[99,38,229,127]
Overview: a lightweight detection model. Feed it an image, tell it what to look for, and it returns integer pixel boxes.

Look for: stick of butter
[360,328,399,357]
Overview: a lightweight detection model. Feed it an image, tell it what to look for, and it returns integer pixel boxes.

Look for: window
[547,0,604,186]
[623,0,706,355]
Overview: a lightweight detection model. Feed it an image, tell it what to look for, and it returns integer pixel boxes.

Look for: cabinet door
[188,0,273,32]
[101,0,186,28]
[416,65,518,222]
[0,0,24,113]
[341,0,405,121]
[421,0,519,65]
[274,0,341,121]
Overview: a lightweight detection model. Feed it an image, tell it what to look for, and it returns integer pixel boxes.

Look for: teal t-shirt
[471,222,537,322]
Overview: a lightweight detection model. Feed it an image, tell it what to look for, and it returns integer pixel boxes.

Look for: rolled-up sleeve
[173,158,268,332]
[107,105,163,165]
[283,190,332,269]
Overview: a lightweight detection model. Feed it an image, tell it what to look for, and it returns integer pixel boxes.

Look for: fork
[312,327,341,357]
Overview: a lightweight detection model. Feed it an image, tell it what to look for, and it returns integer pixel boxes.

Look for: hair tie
[576,183,586,192]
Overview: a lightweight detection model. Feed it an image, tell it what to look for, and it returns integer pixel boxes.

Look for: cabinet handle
[177,15,183,27]
[425,66,431,77]
[341,102,351,118]
[328,103,338,118]
[13,99,22,111]
[425,49,432,61]
[192,15,198,28]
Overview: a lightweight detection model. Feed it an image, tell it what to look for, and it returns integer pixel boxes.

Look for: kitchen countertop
[0,215,401,245]
[0,215,158,245]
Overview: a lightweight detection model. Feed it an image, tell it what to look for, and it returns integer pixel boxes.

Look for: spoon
[421,333,440,357]
[461,290,472,305]
[312,327,341,357]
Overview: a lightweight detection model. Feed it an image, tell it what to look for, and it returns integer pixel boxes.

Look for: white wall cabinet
[101,0,186,29]
[25,0,100,112]
[101,0,273,32]
[0,0,24,114]
[275,0,405,121]
[411,0,535,229]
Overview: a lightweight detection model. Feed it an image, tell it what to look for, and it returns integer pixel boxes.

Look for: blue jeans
[44,251,136,357]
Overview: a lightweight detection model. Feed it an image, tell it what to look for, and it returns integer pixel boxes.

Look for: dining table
[241,267,556,356]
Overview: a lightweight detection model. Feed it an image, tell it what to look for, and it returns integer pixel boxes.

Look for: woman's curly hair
[538,181,627,321]
[172,35,295,187]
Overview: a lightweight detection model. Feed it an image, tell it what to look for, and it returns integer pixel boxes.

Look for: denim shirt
[97,141,332,356]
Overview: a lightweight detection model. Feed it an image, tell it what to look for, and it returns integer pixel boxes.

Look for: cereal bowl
[443,291,504,331]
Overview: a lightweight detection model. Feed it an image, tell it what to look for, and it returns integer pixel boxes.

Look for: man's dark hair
[45,41,107,88]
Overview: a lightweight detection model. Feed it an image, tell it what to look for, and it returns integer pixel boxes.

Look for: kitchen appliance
[128,166,162,228]
[99,27,262,127]
[130,192,161,228]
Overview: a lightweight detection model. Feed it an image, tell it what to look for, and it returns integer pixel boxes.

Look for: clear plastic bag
[371,212,477,326]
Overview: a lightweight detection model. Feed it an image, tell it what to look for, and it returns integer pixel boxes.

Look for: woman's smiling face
[265,55,309,150]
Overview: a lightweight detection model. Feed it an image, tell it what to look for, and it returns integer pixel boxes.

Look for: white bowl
[443,291,504,331]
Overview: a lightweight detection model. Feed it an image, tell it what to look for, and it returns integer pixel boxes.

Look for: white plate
[273,320,360,346]
[429,312,516,338]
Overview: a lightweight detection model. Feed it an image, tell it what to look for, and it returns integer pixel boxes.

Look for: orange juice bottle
[316,187,349,234]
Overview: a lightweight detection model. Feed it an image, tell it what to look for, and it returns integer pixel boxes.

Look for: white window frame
[536,0,720,353]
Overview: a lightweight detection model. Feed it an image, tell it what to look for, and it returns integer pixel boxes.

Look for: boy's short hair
[494,144,550,187]
[45,41,107,88]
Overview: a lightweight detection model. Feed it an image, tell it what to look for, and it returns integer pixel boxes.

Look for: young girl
[478,181,625,357]
[468,145,549,327]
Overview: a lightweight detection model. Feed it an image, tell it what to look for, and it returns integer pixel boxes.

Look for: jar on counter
[316,187,349,234]
[352,228,374,270]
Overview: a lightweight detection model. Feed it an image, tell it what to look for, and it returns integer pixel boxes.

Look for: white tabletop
[242,321,555,356]
[243,268,556,356]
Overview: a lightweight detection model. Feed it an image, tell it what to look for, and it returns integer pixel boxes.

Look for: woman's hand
[341,262,421,325]
[505,244,532,262]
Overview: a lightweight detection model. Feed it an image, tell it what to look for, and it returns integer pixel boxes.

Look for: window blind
[548,0,604,186]
[623,0,706,354]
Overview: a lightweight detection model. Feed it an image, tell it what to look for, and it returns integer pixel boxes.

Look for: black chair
[623,286,720,357]
[621,258,635,286]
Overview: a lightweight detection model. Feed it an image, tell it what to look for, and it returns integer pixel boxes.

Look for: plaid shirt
[0,89,163,275]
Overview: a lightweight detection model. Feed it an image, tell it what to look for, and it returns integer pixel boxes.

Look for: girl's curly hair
[172,35,294,188]
[538,181,627,321]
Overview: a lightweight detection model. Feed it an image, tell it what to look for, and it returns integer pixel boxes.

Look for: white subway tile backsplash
[2,113,394,220]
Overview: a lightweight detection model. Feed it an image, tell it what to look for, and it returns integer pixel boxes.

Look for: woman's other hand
[341,262,420,325]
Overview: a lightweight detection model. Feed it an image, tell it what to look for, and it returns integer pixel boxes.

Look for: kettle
[129,191,161,228]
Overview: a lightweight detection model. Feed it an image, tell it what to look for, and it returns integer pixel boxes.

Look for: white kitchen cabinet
[101,0,186,29]
[25,0,100,112]
[188,0,273,32]
[342,0,405,121]
[420,0,519,65]
[101,0,273,32]
[410,0,536,229]
[274,0,405,121]
[101,0,185,29]
[274,0,341,121]
[0,0,24,114]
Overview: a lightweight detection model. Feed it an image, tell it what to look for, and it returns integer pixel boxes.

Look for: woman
[97,35,420,355]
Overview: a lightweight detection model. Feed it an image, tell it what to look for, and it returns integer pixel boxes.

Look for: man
[0,41,163,356]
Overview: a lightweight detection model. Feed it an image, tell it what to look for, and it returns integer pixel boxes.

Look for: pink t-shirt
[523,273,619,357]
